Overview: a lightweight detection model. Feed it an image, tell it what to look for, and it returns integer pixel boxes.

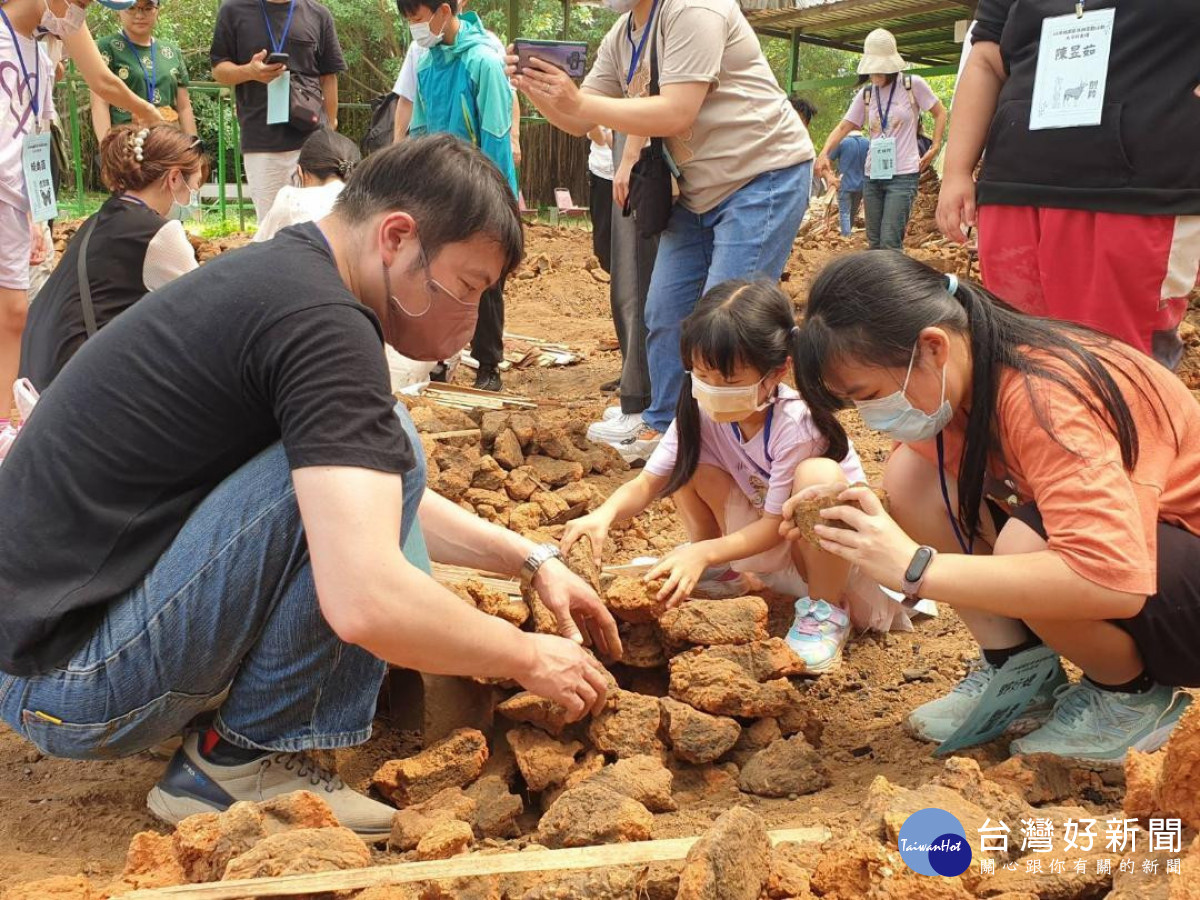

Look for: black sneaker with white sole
[474,366,502,392]
[146,732,395,836]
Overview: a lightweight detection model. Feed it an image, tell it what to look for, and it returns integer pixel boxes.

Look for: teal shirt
[409,13,517,196]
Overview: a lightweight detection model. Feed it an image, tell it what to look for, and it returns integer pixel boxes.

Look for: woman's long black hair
[662,280,840,498]
[795,251,1171,547]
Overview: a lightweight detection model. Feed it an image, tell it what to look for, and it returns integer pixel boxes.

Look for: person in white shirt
[254,127,360,242]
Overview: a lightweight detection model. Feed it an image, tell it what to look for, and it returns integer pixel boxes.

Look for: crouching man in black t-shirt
[0,134,622,836]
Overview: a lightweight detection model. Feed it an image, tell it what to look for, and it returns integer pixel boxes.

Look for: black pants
[590,173,613,274]
[472,277,505,369]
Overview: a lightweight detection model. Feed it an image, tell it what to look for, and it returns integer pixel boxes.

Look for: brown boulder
[388,787,476,852]
[1157,702,1200,829]
[659,597,769,646]
[535,783,653,849]
[172,802,267,883]
[810,831,901,898]
[4,877,99,899]
[660,696,741,764]
[221,826,370,880]
[507,726,584,793]
[619,622,668,668]
[480,411,511,447]
[676,806,772,900]
[737,735,829,798]
[492,429,525,470]
[859,775,992,850]
[986,753,1122,807]
[1173,837,1200,900]
[587,689,665,759]
[372,728,489,807]
[973,849,1112,899]
[586,754,677,813]
[702,638,808,680]
[669,654,802,718]
[258,791,341,833]
[527,455,583,487]
[505,466,541,501]
[767,842,813,900]
[414,819,474,861]
[566,534,602,593]
[497,691,572,737]
[792,484,888,546]
[1125,750,1166,820]
[464,775,525,839]
[117,832,186,889]
[471,455,508,492]
[605,575,668,624]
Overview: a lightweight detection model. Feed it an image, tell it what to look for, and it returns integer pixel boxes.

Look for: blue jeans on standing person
[838,189,863,236]
[863,172,920,250]
[0,403,427,760]
[642,161,812,435]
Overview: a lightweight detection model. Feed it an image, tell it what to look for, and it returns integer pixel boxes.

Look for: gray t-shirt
[583,0,814,213]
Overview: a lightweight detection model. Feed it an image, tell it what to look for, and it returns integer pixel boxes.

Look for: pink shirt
[844,74,938,177]
[645,386,867,515]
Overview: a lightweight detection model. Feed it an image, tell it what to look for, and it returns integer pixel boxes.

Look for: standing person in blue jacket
[399,0,515,392]
[829,127,869,236]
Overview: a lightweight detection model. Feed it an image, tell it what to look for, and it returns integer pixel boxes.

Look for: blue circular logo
[897,808,971,877]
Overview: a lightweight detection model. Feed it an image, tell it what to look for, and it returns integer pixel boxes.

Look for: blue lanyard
[730,404,775,481]
[122,32,157,104]
[935,432,971,554]
[624,0,660,86]
[874,80,897,135]
[259,0,296,55]
[1,6,40,121]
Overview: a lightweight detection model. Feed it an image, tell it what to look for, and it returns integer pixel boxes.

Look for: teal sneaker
[1010,681,1192,762]
[785,598,850,674]
[907,656,1068,744]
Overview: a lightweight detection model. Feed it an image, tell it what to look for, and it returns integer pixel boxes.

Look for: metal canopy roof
[741,0,973,66]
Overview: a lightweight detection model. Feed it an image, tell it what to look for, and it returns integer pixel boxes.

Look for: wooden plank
[122,827,830,899]
[425,429,482,441]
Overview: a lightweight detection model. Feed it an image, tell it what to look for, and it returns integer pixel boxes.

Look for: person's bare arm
[213,50,285,87]
[510,92,522,166]
[919,100,948,171]
[293,466,613,719]
[175,86,197,136]
[90,92,112,142]
[320,74,338,129]
[815,119,856,180]
[936,42,1006,242]
[393,96,413,142]
[612,134,646,208]
[64,24,160,124]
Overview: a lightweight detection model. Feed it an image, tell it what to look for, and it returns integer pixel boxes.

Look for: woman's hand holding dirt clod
[516,632,611,722]
[779,482,855,544]
[560,512,611,568]
[646,543,712,609]
[532,557,622,661]
[807,484,920,592]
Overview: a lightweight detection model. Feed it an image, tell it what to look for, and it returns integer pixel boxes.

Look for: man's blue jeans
[0,403,427,760]
[642,161,812,435]
[838,189,863,237]
[863,172,920,250]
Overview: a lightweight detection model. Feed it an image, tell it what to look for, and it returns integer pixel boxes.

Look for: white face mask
[409,14,445,49]
[691,373,772,421]
[169,177,200,219]
[603,0,638,12]
[40,0,88,36]
[854,343,953,443]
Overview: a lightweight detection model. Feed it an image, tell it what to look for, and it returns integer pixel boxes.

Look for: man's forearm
[419,489,536,576]
[321,75,338,128]
[213,60,251,87]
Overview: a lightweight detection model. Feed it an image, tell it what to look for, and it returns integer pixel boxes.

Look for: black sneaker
[429,361,449,383]
[599,378,621,392]
[474,366,502,392]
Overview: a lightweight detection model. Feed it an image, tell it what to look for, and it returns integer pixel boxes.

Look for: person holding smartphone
[510,0,814,462]
[210,0,346,219]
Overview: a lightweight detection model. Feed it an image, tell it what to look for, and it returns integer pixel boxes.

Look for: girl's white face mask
[41,0,88,36]
[691,373,772,421]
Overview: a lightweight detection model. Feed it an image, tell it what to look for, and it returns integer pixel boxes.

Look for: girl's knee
[0,289,27,335]
[882,445,942,513]
[793,456,848,489]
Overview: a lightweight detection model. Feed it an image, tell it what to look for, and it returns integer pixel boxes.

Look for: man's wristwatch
[520,544,563,590]
[902,545,937,601]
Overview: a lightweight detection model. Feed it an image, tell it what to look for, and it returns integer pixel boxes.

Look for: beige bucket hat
[857,28,908,75]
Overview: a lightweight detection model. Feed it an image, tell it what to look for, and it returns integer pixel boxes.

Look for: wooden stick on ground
[122,827,830,899]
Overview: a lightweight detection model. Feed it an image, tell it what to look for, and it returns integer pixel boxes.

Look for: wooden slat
[122,827,830,899]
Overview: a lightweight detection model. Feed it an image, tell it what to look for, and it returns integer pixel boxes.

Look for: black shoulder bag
[622,23,675,240]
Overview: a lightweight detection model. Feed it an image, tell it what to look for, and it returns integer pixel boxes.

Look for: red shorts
[977,206,1200,363]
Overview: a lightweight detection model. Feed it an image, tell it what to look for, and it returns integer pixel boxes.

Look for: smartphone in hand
[513,39,588,79]
[266,52,289,66]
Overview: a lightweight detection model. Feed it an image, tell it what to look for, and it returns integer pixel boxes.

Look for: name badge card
[23,129,57,223]
[267,70,291,125]
[1030,7,1115,130]
[870,137,896,180]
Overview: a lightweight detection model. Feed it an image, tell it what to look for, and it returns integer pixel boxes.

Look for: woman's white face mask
[40,0,88,36]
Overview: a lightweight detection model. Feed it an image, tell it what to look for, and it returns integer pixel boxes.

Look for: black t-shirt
[20,196,165,391]
[0,223,413,676]
[209,0,346,153]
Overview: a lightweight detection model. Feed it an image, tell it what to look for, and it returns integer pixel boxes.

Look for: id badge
[22,129,57,223]
[870,136,896,180]
[267,70,291,125]
[1029,8,1115,130]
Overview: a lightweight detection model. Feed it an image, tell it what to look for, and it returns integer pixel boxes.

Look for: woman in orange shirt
[786,250,1200,762]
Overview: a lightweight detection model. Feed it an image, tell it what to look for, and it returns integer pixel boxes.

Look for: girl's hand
[810,485,920,592]
[936,169,977,244]
[560,512,612,568]
[513,57,583,118]
[778,482,849,543]
[646,543,711,609]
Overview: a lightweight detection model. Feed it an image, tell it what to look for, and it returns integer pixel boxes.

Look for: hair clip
[131,128,149,162]
[945,273,959,295]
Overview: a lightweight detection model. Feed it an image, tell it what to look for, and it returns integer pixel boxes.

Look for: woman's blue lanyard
[730,405,775,481]
[874,80,897,136]
[935,432,972,554]
[122,32,157,104]
[259,0,296,56]
[1,7,41,127]
[624,0,660,86]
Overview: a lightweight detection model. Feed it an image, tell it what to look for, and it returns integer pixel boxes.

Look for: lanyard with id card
[1029,2,1116,130]
[2,8,57,221]
[260,0,296,125]
[868,81,898,180]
